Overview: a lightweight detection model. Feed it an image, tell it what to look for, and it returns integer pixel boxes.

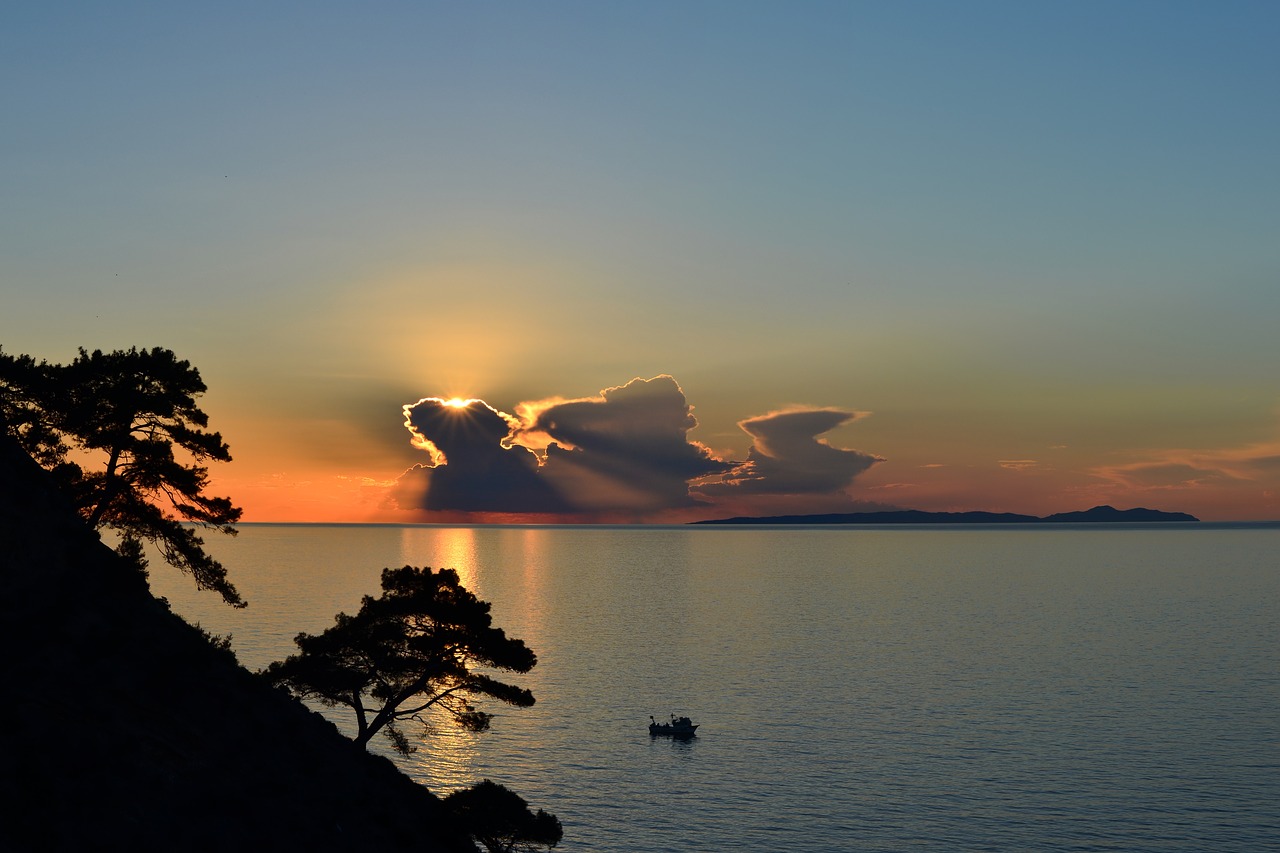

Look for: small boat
[649,714,698,737]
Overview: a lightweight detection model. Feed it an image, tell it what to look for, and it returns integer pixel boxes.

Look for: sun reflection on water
[400,526,481,593]
[396,715,483,795]
[388,527,561,793]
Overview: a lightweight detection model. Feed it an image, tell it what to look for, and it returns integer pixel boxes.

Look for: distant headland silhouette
[693,505,1199,525]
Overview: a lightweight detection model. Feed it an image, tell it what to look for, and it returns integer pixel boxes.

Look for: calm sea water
[148,524,1280,852]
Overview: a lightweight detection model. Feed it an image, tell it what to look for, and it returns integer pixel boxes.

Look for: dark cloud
[394,398,569,513]
[392,381,881,518]
[700,408,881,496]
[525,375,734,511]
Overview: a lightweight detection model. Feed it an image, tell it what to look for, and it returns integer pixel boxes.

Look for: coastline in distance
[691,505,1199,526]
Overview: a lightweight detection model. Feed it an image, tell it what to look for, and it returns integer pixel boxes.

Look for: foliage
[0,345,244,606]
[264,565,537,752]
[444,779,563,853]
[0,346,68,468]
[190,622,239,665]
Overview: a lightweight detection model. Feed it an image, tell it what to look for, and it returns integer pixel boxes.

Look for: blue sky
[4,2,1279,520]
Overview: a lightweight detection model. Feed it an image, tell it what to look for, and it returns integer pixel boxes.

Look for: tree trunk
[352,691,372,748]
[86,444,123,528]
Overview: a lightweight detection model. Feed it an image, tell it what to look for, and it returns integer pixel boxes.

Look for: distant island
[693,505,1199,525]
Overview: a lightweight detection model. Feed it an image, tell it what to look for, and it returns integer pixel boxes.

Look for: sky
[3,1,1279,522]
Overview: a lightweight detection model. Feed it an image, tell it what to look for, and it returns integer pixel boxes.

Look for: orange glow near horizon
[203,387,1280,525]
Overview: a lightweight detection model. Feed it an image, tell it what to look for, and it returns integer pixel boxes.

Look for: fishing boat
[649,714,698,737]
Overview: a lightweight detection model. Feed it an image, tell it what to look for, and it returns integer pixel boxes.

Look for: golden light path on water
[398,526,550,656]
[395,526,552,793]
[403,525,480,588]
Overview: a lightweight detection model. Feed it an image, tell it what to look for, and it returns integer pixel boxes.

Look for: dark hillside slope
[0,433,475,852]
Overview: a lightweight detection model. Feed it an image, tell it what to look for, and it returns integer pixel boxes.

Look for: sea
[146,523,1280,852]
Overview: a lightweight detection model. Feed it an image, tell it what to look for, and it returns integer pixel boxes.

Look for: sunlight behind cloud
[324,256,614,398]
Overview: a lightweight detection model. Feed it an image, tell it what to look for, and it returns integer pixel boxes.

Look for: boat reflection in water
[649,714,698,738]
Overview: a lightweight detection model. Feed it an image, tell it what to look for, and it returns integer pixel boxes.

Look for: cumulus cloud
[698,407,882,496]
[521,375,733,511]
[392,377,738,516]
[394,397,569,513]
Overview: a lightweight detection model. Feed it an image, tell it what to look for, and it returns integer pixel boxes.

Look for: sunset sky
[4,2,1279,522]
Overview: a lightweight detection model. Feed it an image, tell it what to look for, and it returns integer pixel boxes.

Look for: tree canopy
[444,779,563,853]
[0,347,67,468]
[264,565,537,752]
[0,345,244,606]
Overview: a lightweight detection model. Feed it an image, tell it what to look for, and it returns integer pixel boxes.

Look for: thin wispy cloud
[1057,431,1280,519]
[1091,440,1280,491]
